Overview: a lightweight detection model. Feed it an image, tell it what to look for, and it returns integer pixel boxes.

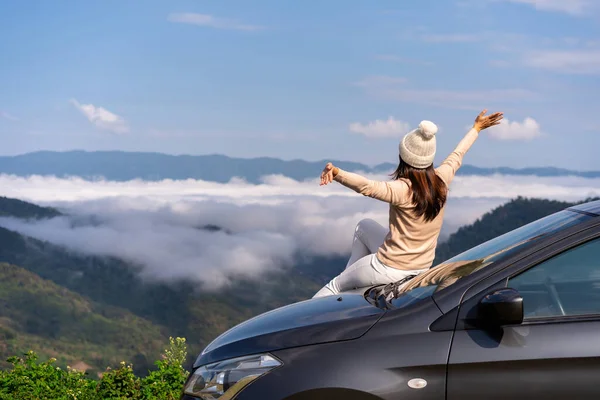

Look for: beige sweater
[334,127,480,271]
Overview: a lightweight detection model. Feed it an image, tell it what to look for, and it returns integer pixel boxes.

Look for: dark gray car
[182,200,600,400]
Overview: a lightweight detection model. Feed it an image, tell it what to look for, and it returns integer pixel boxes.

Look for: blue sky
[1,0,599,169]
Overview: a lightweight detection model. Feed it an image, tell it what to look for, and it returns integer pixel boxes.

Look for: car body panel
[448,224,600,399]
[194,293,384,367]
[448,320,600,399]
[236,298,449,400]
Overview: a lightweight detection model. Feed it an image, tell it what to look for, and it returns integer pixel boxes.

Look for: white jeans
[313,219,427,298]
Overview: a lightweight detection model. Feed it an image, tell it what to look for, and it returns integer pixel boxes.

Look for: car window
[394,210,592,301]
[509,237,600,319]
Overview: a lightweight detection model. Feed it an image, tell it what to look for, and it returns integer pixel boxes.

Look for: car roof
[568,199,600,216]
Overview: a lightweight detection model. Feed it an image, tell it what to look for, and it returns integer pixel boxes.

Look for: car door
[447,232,600,400]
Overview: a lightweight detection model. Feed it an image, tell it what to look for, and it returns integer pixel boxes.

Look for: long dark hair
[390,157,448,221]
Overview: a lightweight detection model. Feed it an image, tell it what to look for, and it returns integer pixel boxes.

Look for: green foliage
[140,338,189,400]
[95,362,140,400]
[0,351,96,400]
[0,338,189,400]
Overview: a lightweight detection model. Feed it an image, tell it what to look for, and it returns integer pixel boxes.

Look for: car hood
[194,292,384,367]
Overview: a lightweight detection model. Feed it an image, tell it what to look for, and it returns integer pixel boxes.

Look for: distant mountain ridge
[0,151,598,183]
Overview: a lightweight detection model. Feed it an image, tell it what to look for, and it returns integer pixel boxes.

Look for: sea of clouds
[0,173,598,287]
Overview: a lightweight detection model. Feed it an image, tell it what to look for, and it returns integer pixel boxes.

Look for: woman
[313,109,504,298]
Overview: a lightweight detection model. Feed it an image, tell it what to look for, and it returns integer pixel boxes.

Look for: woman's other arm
[436,109,504,185]
[320,162,408,204]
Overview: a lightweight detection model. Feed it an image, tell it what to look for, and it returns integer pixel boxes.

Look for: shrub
[0,337,189,400]
[95,362,140,400]
[0,351,96,400]
[140,338,189,400]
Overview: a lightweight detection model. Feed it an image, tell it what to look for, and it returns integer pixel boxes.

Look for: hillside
[433,197,588,264]
[0,263,168,376]
[0,151,599,183]
[0,224,320,361]
[0,196,62,219]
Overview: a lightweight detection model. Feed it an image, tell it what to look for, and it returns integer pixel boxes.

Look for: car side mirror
[478,288,523,326]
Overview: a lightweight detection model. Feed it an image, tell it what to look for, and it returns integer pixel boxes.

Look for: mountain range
[1,151,599,183]
[0,195,592,377]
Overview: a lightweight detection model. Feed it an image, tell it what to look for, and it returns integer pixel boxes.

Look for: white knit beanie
[399,120,438,169]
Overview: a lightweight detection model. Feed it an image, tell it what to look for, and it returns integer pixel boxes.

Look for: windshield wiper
[366,286,392,309]
[377,292,393,309]
[379,274,418,308]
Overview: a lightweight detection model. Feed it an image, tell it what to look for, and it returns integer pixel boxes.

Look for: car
[181,200,600,400]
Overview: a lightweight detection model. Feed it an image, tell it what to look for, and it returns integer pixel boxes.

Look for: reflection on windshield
[391,285,438,308]
[396,210,593,297]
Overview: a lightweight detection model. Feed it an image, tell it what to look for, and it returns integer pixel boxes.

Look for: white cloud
[70,99,129,134]
[390,88,537,109]
[353,75,408,87]
[167,13,264,31]
[421,34,481,43]
[499,0,593,16]
[487,117,542,141]
[0,111,18,121]
[3,173,597,205]
[522,49,600,74]
[450,174,600,200]
[471,29,600,74]
[0,175,391,288]
[349,117,411,138]
[374,55,433,66]
[355,75,538,110]
[0,173,597,288]
[489,59,512,68]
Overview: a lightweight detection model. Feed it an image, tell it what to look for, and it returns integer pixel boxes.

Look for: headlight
[183,353,282,399]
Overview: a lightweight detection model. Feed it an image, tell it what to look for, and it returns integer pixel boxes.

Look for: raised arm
[320,163,408,204]
[436,109,504,185]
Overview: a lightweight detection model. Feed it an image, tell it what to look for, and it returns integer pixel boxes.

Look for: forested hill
[0,262,168,377]
[433,197,597,265]
[0,196,62,219]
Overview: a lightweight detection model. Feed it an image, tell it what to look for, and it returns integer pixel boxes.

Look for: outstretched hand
[320,162,336,186]
[473,109,504,132]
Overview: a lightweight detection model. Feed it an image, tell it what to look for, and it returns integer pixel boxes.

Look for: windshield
[388,209,593,306]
